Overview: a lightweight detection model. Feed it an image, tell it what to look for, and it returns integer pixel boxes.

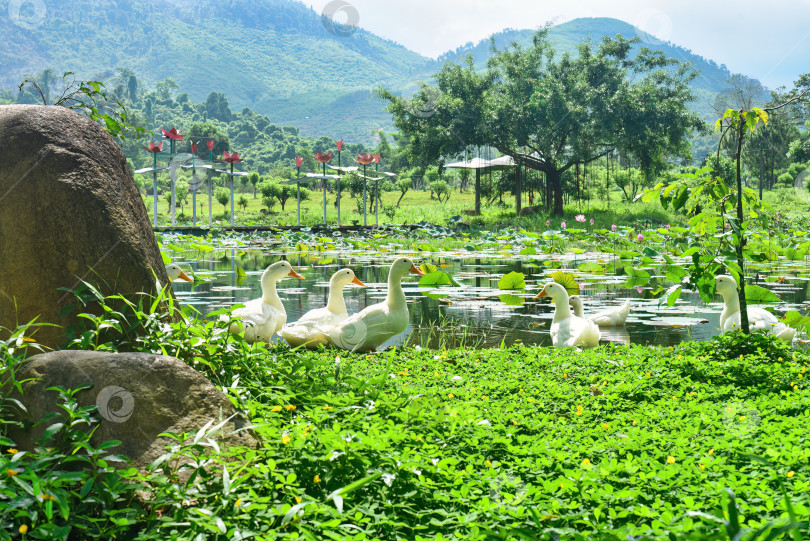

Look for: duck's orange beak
[288,269,305,280]
[409,264,425,276]
[351,277,367,287]
[178,271,193,282]
[534,290,548,299]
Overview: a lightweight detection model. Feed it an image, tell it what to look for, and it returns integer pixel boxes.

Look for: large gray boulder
[0,105,168,347]
[7,351,257,470]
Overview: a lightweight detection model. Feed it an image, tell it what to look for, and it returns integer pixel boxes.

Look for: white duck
[714,275,795,343]
[279,268,366,348]
[224,260,304,343]
[325,257,424,352]
[535,282,601,348]
[568,295,630,327]
[166,263,193,282]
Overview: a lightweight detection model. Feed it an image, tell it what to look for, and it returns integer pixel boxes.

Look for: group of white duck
[170,257,424,352]
[167,262,795,351]
[534,273,794,349]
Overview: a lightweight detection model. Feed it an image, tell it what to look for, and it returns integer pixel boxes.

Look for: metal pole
[375,162,379,227]
[192,154,197,227]
[208,150,213,227]
[230,163,235,227]
[322,162,327,226]
[363,163,367,226]
[152,152,158,228]
[296,167,301,226]
[337,151,341,227]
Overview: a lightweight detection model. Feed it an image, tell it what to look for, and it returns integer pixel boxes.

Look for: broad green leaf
[419,271,450,287]
[744,284,781,304]
[519,246,537,256]
[419,263,438,275]
[578,261,603,273]
[498,271,526,290]
[498,294,525,306]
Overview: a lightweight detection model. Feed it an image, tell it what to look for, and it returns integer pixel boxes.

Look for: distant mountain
[0,2,768,152]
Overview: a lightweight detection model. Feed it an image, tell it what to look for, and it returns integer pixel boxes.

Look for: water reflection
[171,248,809,350]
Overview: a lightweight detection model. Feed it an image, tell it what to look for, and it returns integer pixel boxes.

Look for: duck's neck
[387,271,407,309]
[721,289,740,315]
[571,302,583,317]
[326,282,347,314]
[553,297,573,322]
[262,277,283,308]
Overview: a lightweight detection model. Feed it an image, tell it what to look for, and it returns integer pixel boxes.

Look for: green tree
[396,177,412,207]
[238,194,249,212]
[176,180,189,215]
[259,180,281,211]
[380,30,703,216]
[249,172,261,198]
[430,180,451,203]
[215,187,230,215]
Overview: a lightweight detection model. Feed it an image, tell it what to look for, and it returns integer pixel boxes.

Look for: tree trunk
[515,162,522,216]
[546,168,564,216]
[734,114,750,334]
[475,169,481,215]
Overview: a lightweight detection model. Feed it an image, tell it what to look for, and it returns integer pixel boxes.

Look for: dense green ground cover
[2,298,809,539]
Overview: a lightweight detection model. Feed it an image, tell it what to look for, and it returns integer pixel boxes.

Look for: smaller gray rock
[7,351,257,470]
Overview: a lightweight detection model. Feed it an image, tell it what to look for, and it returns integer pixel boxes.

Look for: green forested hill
[1,1,767,153]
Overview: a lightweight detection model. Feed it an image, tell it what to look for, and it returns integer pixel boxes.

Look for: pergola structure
[445,156,517,215]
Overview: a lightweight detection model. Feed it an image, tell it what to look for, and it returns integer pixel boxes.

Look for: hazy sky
[303,0,810,89]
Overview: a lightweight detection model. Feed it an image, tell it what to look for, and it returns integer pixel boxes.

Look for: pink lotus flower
[190,141,198,154]
[546,220,551,227]
[665,224,671,230]
[295,156,304,168]
[223,151,243,164]
[143,141,163,153]
[575,214,585,222]
[207,140,215,151]
[637,234,644,242]
[590,218,594,226]
[373,153,381,164]
[336,139,343,151]
[611,224,618,232]
[314,151,333,164]
[356,153,374,165]
[561,221,567,230]
[161,128,185,141]
[636,287,643,294]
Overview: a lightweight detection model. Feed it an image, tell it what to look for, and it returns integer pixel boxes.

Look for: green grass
[3,288,809,539]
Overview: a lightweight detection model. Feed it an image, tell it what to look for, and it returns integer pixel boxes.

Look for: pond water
[169,245,810,350]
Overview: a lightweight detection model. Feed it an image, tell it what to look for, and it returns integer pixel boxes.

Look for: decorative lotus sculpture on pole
[314,150,333,226]
[221,151,244,226]
[161,128,184,155]
[295,155,304,226]
[136,141,167,227]
[373,153,382,226]
[357,152,374,226]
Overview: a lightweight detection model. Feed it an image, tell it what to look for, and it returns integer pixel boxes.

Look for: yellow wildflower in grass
[778,357,783,362]
[602,423,610,430]
[235,498,242,506]
[582,458,591,466]
[7,448,18,454]
[563,373,567,378]
[485,460,492,467]
[699,464,705,470]
[295,496,302,504]
[788,471,795,478]
[281,435,291,445]
[667,456,676,464]
[285,405,296,411]
[708,449,714,455]
[689,392,696,396]
[7,469,18,476]
[528,398,535,403]
[434,372,439,377]
[271,406,282,412]
[794,385,799,391]
[673,396,678,401]
[19,525,28,534]
[314,475,321,483]
[448,393,454,399]
[632,420,638,426]
[322,406,333,410]
[646,372,651,377]
[511,420,518,426]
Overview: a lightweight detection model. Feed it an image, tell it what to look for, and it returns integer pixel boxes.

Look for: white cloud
[303,0,810,88]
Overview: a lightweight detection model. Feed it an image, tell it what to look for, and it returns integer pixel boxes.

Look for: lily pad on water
[550,271,579,296]
[235,266,248,286]
[498,271,526,290]
[498,294,525,306]
[419,263,438,275]
[519,246,537,256]
[419,271,451,287]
